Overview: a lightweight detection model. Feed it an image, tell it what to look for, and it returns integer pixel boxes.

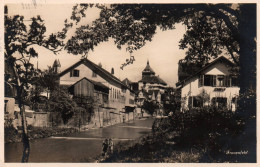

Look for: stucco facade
[179,57,239,111]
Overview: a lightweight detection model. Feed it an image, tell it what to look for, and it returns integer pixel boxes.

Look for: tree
[63,4,256,161]
[142,100,158,116]
[64,4,255,92]
[47,88,77,124]
[4,14,63,162]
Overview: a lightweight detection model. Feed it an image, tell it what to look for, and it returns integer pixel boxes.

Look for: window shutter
[209,75,212,86]
[213,75,216,87]
[225,76,231,87]
[188,96,192,108]
[199,75,204,87]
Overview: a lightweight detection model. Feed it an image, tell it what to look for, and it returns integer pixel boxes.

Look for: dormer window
[70,69,79,77]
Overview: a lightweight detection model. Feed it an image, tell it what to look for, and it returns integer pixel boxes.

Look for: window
[199,75,204,87]
[231,77,239,86]
[216,75,224,87]
[129,99,135,104]
[188,96,203,108]
[200,75,233,87]
[92,71,97,78]
[103,94,108,103]
[4,100,8,114]
[70,69,79,77]
[112,88,114,99]
[212,97,227,108]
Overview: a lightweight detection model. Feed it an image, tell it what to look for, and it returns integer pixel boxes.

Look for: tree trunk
[237,4,256,162]
[20,103,30,162]
[17,86,30,162]
[12,65,30,162]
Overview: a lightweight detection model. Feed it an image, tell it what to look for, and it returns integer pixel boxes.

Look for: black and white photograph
[2,0,257,164]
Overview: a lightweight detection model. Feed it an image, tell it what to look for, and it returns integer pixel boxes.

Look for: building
[138,61,167,93]
[176,56,239,111]
[136,61,167,105]
[58,58,136,127]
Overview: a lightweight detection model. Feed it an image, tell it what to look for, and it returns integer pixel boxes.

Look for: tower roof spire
[142,60,155,76]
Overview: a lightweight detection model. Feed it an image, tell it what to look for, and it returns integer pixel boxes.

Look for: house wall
[59,63,132,124]
[181,61,239,111]
[33,113,49,127]
[4,97,15,117]
[60,64,107,86]
[138,82,166,93]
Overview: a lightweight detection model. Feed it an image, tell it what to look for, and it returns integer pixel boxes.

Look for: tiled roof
[59,58,127,88]
[139,75,167,85]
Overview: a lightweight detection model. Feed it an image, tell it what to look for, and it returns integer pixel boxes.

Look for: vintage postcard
[1,0,259,166]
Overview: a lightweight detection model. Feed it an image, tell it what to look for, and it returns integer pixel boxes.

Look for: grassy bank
[5,126,78,143]
[97,133,202,163]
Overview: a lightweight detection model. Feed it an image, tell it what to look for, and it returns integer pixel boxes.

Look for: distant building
[176,56,239,111]
[52,59,61,74]
[138,61,167,92]
[136,61,168,106]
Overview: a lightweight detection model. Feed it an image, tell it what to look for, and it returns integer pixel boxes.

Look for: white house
[176,56,239,112]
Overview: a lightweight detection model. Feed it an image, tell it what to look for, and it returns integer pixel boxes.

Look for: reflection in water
[5,118,154,162]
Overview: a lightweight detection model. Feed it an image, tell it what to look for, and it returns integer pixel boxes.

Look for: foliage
[70,105,95,128]
[5,13,64,162]
[47,87,77,124]
[162,89,181,115]
[152,107,248,162]
[98,133,201,163]
[4,116,14,128]
[63,4,247,67]
[142,100,158,116]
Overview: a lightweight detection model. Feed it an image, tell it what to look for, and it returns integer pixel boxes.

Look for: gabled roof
[59,58,127,88]
[139,75,167,85]
[122,78,132,87]
[176,56,235,87]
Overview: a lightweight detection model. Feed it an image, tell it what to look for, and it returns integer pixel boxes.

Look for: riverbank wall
[4,126,78,143]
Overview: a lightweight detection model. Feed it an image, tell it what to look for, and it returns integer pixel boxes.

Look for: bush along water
[152,106,246,162]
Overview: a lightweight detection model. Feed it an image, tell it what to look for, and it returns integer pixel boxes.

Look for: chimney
[111,68,114,75]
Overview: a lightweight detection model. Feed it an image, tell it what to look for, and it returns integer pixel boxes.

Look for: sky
[7,3,187,87]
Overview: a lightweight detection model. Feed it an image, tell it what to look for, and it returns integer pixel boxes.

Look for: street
[5,117,154,162]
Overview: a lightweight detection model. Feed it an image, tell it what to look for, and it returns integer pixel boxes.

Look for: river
[5,117,154,162]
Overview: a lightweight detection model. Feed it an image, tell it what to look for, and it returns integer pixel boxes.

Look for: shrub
[152,106,244,161]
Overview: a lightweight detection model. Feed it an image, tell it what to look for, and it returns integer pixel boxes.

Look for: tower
[52,59,61,74]
[142,60,155,78]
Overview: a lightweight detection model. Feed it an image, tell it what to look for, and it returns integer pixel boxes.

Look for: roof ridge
[176,56,235,87]
[59,58,126,87]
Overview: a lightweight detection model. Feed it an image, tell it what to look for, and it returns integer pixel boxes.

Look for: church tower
[142,60,155,78]
[52,59,61,74]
